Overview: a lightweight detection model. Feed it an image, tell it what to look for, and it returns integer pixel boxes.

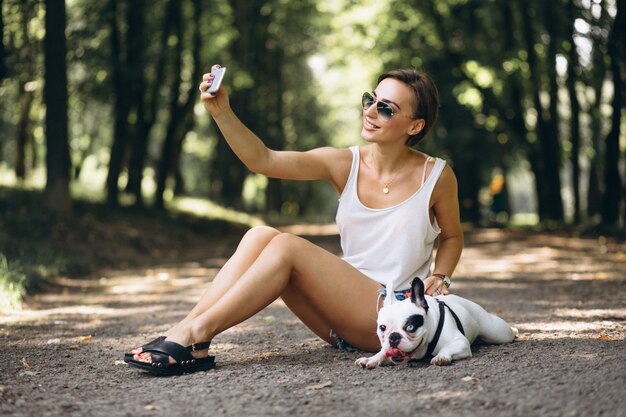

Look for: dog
[356,277,517,368]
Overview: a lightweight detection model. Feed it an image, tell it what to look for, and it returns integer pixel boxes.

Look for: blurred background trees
[0,0,625,227]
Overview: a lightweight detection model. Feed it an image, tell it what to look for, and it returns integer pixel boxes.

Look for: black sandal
[123,336,166,363]
[127,340,215,376]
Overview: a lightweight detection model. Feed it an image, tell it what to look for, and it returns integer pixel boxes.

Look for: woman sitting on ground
[126,65,463,375]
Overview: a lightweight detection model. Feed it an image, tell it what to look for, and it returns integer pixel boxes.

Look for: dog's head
[376,277,430,364]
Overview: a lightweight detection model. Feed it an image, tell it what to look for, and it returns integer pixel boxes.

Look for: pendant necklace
[363,152,409,195]
[382,177,397,194]
[380,159,408,194]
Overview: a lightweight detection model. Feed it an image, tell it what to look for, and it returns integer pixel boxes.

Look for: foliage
[0,187,90,309]
[0,0,624,226]
[374,0,624,225]
[0,254,25,312]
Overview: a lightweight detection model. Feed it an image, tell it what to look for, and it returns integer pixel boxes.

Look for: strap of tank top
[421,157,433,187]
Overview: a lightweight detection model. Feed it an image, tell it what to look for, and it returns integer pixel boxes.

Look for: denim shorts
[329,287,413,352]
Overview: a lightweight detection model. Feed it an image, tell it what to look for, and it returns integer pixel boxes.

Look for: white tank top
[336,146,446,291]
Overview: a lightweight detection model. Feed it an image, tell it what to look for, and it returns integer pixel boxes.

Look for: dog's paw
[355,356,381,369]
[430,354,452,366]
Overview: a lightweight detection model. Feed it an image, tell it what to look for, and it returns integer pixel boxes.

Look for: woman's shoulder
[308,146,354,162]
[411,150,445,163]
[432,163,458,197]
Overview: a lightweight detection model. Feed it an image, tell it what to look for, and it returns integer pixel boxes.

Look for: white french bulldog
[356,277,517,368]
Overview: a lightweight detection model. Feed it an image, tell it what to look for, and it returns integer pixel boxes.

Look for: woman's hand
[199,65,230,117]
[423,275,449,296]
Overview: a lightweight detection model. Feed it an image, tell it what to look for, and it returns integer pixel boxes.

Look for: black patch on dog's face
[403,314,424,333]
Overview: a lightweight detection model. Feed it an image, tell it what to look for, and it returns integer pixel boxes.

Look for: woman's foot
[127,335,166,356]
[127,338,216,375]
[133,326,210,365]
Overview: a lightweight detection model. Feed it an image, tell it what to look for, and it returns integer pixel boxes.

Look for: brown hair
[377,69,440,146]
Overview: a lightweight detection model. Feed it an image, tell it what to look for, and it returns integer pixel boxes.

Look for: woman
[126,66,463,375]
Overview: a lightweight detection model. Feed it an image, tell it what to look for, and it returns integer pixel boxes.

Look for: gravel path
[1,228,625,417]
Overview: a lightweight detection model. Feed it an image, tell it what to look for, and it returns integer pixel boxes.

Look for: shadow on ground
[1,227,625,417]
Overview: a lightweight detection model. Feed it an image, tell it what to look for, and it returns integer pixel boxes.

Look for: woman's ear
[408,119,425,136]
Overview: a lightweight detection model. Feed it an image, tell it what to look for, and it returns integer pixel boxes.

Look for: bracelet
[432,273,451,288]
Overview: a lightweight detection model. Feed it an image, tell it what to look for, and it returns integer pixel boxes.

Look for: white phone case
[208,67,227,94]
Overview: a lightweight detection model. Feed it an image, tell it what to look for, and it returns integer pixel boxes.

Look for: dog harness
[425,299,465,358]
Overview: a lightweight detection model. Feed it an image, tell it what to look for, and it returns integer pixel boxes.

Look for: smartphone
[208,67,227,95]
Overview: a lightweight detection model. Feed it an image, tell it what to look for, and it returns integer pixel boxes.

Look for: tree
[0,0,6,81]
[566,0,582,223]
[521,0,564,222]
[15,0,37,180]
[122,0,148,206]
[105,0,128,206]
[602,0,624,225]
[154,0,204,209]
[209,0,328,214]
[43,0,72,216]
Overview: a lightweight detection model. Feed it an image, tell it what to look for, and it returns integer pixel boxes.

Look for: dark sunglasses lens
[362,92,374,109]
[377,103,393,120]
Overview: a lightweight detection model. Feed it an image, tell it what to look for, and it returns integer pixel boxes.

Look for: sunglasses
[361,91,416,121]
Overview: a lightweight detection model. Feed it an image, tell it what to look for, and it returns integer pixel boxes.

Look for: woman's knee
[240,225,281,247]
[265,233,306,262]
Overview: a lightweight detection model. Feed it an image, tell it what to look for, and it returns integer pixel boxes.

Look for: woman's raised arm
[200,70,350,192]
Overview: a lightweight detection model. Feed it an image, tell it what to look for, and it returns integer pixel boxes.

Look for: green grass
[0,184,250,311]
[0,255,26,312]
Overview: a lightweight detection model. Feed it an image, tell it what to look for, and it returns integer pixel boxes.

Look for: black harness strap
[424,299,465,358]
[439,300,465,336]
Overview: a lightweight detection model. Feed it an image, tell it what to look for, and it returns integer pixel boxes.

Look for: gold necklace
[362,152,410,194]
[382,173,400,194]
[378,159,408,195]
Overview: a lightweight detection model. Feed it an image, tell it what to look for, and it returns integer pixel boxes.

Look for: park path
[1,227,625,417]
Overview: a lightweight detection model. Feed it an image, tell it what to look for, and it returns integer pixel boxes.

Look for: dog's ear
[410,277,429,312]
[383,283,396,307]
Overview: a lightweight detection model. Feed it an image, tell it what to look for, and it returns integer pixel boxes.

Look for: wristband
[432,273,451,288]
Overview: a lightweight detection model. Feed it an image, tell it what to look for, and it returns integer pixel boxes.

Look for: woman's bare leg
[177,226,281,323]
[131,226,280,354]
[137,232,382,363]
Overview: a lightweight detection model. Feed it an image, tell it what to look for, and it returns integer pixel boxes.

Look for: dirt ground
[1,227,625,417]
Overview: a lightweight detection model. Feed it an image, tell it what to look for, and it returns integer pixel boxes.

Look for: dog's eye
[379,324,386,332]
[404,315,424,333]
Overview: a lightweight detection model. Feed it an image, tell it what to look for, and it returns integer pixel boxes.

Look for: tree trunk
[155,0,185,209]
[105,0,128,207]
[521,4,548,220]
[522,2,564,222]
[43,0,72,216]
[619,0,626,225]
[602,0,624,225]
[566,1,582,223]
[262,46,285,214]
[16,0,36,180]
[542,1,564,222]
[212,0,271,209]
[0,0,6,80]
[155,0,203,209]
[586,3,608,221]
[16,88,34,180]
[124,0,148,206]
